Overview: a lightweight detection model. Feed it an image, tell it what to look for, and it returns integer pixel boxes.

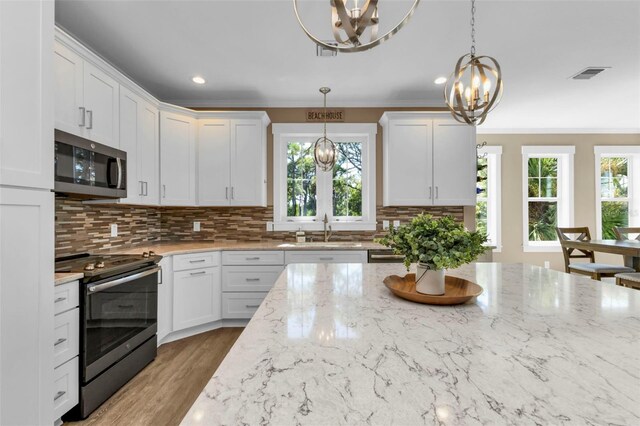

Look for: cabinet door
[230,119,266,206]
[172,267,221,331]
[157,258,173,343]
[118,87,141,204]
[0,0,54,190]
[383,120,433,206]
[83,61,119,147]
[198,119,231,206]
[160,112,196,206]
[0,188,54,426]
[138,101,159,205]
[53,41,84,139]
[432,120,477,206]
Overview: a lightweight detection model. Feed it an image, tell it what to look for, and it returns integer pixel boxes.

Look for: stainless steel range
[55,252,162,419]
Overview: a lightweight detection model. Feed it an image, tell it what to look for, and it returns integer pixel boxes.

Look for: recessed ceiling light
[434,77,447,85]
[192,76,206,84]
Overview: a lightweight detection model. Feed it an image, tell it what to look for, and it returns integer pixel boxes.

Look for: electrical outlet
[193,221,201,232]
[393,220,400,228]
[544,261,550,269]
[382,220,390,230]
[266,221,275,232]
[110,224,118,237]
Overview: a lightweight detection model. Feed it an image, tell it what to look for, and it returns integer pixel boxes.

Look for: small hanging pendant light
[444,0,503,126]
[314,87,337,171]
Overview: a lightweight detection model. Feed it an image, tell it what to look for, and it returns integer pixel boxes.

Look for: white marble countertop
[54,272,84,286]
[182,263,640,425]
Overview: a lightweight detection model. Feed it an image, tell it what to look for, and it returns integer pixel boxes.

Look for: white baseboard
[158,319,249,346]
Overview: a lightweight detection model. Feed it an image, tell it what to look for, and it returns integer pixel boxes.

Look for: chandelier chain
[470,0,476,56]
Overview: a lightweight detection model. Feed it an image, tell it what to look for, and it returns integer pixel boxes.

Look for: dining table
[561,239,640,271]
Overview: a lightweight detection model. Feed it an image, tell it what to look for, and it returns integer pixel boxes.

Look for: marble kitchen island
[182,263,640,425]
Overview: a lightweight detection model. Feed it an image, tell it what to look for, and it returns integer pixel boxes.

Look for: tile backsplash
[55,198,463,256]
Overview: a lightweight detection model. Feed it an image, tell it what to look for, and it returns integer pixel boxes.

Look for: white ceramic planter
[415,263,445,295]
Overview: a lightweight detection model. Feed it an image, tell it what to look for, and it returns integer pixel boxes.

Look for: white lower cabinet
[222,265,284,292]
[53,356,79,421]
[284,250,368,264]
[222,293,269,319]
[172,252,222,331]
[157,257,173,343]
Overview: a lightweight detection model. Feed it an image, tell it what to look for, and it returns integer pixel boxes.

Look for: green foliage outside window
[527,157,559,241]
[600,157,629,238]
[333,142,362,217]
[287,142,317,217]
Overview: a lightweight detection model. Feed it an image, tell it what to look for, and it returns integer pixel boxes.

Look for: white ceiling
[55,0,640,132]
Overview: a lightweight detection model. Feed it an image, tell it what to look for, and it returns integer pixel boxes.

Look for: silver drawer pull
[54,390,66,401]
[54,297,67,303]
[54,338,67,346]
[245,304,260,308]
[190,271,206,276]
[189,259,206,263]
[245,257,260,261]
[319,257,334,260]
[245,278,260,282]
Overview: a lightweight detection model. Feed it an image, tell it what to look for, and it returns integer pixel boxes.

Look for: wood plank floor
[67,327,244,426]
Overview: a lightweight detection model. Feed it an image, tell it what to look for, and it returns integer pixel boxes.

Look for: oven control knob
[149,251,156,257]
[84,263,96,271]
[96,261,105,268]
[142,252,150,258]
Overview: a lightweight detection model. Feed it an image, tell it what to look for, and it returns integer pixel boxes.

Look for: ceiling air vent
[570,67,610,80]
[316,42,338,57]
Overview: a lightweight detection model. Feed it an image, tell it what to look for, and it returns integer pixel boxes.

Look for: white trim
[477,145,503,252]
[478,128,640,135]
[594,146,640,156]
[272,123,377,232]
[165,99,448,109]
[522,146,575,252]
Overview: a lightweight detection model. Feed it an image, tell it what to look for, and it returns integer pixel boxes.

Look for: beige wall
[482,133,640,271]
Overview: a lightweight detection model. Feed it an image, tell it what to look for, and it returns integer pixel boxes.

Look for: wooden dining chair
[556,226,635,281]
[615,273,640,290]
[613,227,640,241]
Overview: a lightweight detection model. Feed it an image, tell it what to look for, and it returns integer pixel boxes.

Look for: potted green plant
[376,214,488,295]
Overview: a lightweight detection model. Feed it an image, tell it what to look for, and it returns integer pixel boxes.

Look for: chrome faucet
[323,213,333,242]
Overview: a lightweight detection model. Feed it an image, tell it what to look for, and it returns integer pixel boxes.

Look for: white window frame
[522,146,575,252]
[477,145,502,252]
[594,146,640,239]
[272,123,377,231]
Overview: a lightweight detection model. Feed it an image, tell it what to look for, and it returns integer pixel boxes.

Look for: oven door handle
[87,267,160,293]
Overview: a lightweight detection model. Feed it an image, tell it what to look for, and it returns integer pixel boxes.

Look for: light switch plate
[382,220,390,230]
[193,221,201,232]
[110,224,118,237]
[393,220,400,228]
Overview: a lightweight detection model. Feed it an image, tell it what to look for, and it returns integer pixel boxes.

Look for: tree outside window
[527,157,559,242]
[600,157,629,239]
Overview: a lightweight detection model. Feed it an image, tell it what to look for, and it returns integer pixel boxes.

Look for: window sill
[273,221,377,232]
[523,244,562,253]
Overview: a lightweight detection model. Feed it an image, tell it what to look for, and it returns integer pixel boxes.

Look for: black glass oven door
[82,267,158,382]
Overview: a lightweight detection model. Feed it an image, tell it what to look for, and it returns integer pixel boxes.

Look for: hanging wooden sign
[305,109,345,122]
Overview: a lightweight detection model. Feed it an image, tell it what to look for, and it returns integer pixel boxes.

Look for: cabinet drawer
[222,265,284,292]
[54,281,79,315]
[222,250,284,266]
[54,308,79,369]
[173,251,220,271]
[284,250,367,264]
[222,292,268,319]
[53,357,79,421]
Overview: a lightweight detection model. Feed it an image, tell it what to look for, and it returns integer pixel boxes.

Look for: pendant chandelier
[314,87,337,171]
[444,0,503,126]
[293,0,421,53]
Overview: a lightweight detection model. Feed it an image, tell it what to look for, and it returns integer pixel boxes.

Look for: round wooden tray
[383,273,483,305]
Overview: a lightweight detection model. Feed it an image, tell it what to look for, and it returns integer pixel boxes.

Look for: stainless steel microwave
[54,130,127,199]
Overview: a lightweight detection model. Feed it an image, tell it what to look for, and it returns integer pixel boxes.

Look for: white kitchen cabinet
[119,86,159,205]
[1,0,53,190]
[54,40,120,148]
[0,187,54,425]
[198,114,269,207]
[157,258,173,343]
[222,265,284,292]
[160,110,196,206]
[285,250,368,264]
[221,250,285,266]
[380,112,477,206]
[172,252,222,331]
[222,293,268,319]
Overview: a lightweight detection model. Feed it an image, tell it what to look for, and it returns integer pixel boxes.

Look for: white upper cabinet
[160,110,196,206]
[54,39,119,148]
[1,0,53,190]
[119,87,159,205]
[432,119,477,206]
[380,112,477,207]
[198,119,231,206]
[198,114,269,207]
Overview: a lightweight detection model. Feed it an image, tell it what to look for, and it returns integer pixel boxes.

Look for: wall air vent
[316,42,338,57]
[570,67,610,80]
